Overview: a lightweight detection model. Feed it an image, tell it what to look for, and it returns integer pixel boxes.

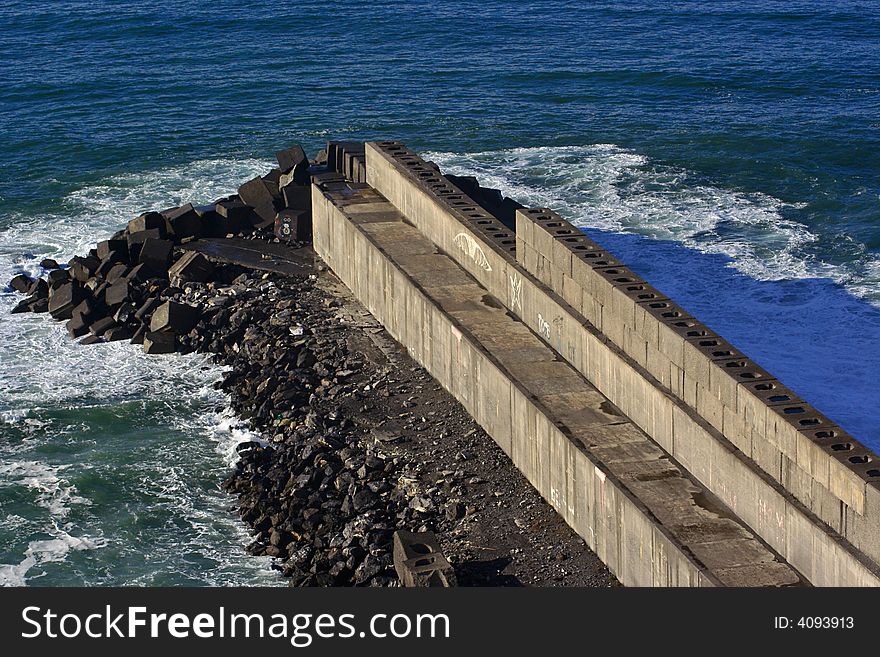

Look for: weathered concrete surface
[363,141,880,587]
[180,237,313,275]
[313,179,803,587]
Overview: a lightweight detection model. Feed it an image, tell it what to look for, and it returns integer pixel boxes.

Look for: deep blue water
[0,1,878,585]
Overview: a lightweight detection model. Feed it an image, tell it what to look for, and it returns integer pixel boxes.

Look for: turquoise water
[1,1,878,585]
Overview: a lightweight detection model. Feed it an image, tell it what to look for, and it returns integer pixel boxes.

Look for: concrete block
[197,208,230,238]
[127,211,166,235]
[168,251,214,283]
[104,280,130,307]
[671,405,713,484]
[276,144,308,175]
[66,314,89,338]
[97,239,128,264]
[216,198,255,233]
[281,183,311,211]
[138,237,173,276]
[47,281,82,320]
[736,379,795,435]
[752,433,783,480]
[104,263,128,284]
[149,300,200,335]
[709,358,773,410]
[560,273,583,311]
[392,530,456,587]
[722,404,752,456]
[238,176,281,225]
[89,316,115,336]
[143,331,176,354]
[69,255,100,282]
[274,209,311,242]
[104,325,133,342]
[162,203,202,240]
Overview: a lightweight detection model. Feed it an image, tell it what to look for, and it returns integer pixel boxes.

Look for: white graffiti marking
[453,233,492,272]
[537,313,551,339]
[509,273,523,311]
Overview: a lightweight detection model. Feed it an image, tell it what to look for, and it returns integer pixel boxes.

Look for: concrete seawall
[314,141,880,586]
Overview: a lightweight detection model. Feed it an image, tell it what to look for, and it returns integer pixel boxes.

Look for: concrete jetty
[313,141,880,587]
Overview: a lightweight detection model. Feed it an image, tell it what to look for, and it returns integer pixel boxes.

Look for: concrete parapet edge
[363,141,880,586]
[313,184,723,586]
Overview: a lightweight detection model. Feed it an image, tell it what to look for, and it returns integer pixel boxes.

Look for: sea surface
[0,1,878,585]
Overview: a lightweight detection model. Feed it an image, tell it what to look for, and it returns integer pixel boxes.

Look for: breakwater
[7,139,879,586]
[318,140,879,586]
[5,143,616,587]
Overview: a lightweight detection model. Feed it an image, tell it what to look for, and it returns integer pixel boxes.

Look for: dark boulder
[162,204,202,241]
[127,211,166,235]
[238,177,281,226]
[149,300,200,334]
[48,281,82,320]
[168,251,214,284]
[9,273,33,294]
[138,237,173,275]
[143,331,176,354]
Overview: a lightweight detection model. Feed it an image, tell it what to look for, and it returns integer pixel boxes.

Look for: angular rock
[130,324,147,345]
[138,237,173,275]
[104,326,133,342]
[128,211,166,235]
[274,209,311,242]
[168,251,214,284]
[97,239,128,264]
[143,331,176,354]
[162,204,202,240]
[96,258,120,279]
[11,298,31,314]
[134,296,161,322]
[28,278,49,299]
[127,228,163,261]
[30,298,49,313]
[48,281,82,320]
[39,258,59,270]
[89,316,116,336]
[112,301,135,324]
[124,263,150,284]
[276,145,308,174]
[238,177,281,225]
[9,273,33,294]
[69,255,100,282]
[150,300,200,334]
[79,334,104,345]
[104,280,130,307]
[46,269,71,288]
[66,314,89,338]
[105,263,129,284]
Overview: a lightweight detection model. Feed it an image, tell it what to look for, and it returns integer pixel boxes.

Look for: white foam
[0,157,281,586]
[0,529,106,587]
[0,461,88,518]
[426,145,880,444]
[426,144,880,306]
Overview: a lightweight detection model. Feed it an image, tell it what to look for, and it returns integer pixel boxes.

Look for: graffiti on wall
[453,233,492,272]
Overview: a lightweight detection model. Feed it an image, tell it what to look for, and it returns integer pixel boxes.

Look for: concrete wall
[363,141,880,586]
[313,184,719,586]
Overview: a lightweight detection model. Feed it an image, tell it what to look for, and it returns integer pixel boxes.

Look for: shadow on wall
[579,227,880,452]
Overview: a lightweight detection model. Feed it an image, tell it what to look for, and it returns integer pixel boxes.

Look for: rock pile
[172,269,451,585]
[4,142,453,586]
[8,144,320,352]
